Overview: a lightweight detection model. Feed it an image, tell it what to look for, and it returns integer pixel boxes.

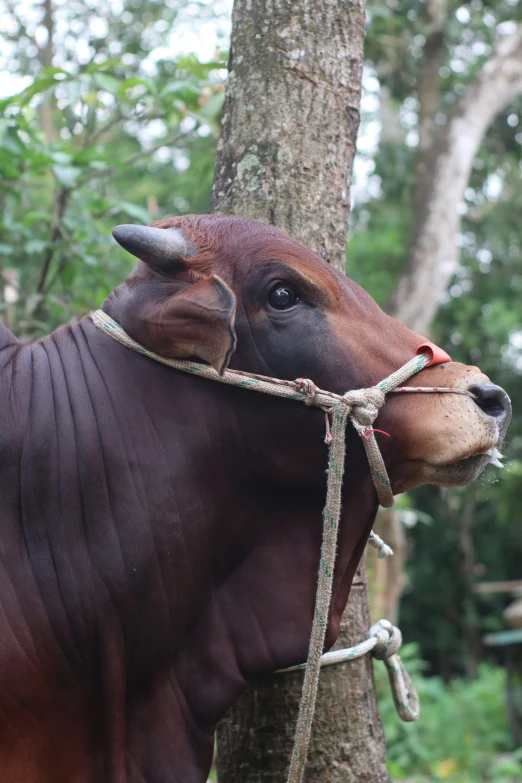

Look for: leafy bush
[0,0,225,339]
[375,644,521,781]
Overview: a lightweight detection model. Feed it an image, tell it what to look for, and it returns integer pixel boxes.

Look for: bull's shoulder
[0,322,20,362]
[0,327,31,429]
[0,320,19,345]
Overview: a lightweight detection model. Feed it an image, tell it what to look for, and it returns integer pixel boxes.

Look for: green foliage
[0,0,223,337]
[376,646,520,782]
[350,0,522,681]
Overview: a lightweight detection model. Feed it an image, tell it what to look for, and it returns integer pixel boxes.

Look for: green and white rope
[91,309,473,783]
[278,619,420,723]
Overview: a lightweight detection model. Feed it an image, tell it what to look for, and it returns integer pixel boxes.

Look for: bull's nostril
[469,383,512,420]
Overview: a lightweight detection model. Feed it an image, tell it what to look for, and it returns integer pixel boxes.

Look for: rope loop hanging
[370,620,421,722]
[278,618,420,724]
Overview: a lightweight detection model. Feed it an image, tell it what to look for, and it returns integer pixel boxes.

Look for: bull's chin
[422,452,493,487]
[391,452,493,493]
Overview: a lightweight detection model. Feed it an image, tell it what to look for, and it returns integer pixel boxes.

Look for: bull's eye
[267,285,299,310]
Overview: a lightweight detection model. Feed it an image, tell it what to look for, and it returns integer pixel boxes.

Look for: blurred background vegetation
[0,0,521,779]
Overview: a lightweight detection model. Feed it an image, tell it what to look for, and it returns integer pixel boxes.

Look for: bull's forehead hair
[150,214,293,258]
[149,214,344,296]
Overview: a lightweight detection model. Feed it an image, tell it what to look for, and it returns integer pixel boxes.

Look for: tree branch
[78,133,185,184]
[414,0,448,209]
[387,27,522,334]
[37,186,69,294]
[82,109,122,149]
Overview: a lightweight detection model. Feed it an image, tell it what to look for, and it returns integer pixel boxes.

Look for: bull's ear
[145,276,237,375]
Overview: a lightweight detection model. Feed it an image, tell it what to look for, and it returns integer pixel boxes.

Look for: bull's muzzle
[470,382,512,434]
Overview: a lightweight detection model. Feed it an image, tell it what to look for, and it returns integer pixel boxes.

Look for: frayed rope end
[368,531,394,558]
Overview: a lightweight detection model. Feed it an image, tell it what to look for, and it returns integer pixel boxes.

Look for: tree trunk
[211,1,389,781]
[211,0,365,265]
[367,508,406,626]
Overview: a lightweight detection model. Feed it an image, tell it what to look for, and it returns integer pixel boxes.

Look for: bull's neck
[4,317,378,782]
[78,315,379,782]
[168,480,377,783]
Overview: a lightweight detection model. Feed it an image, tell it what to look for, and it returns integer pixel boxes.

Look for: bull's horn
[112,224,198,265]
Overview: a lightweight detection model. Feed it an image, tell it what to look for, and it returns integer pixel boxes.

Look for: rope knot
[370,619,402,659]
[339,386,385,427]
[295,378,319,406]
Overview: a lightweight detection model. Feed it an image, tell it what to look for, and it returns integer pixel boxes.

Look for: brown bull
[0,215,510,781]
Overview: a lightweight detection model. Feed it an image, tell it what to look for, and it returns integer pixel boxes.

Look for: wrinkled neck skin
[0,316,377,783]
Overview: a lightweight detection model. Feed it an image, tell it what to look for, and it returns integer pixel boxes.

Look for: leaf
[0,125,25,155]
[198,91,225,121]
[51,152,73,165]
[94,73,120,96]
[118,77,154,97]
[22,212,53,228]
[24,239,48,254]
[161,80,201,98]
[83,255,99,267]
[114,201,151,223]
[25,294,43,317]
[16,68,72,105]
[84,60,122,74]
[52,165,82,187]
[0,159,22,180]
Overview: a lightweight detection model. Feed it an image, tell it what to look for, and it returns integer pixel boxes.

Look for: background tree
[356,1,522,655]
[386,5,522,335]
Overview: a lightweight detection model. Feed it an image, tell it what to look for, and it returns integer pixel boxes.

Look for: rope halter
[91,309,475,783]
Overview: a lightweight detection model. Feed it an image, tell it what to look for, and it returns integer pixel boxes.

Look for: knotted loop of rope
[339,386,386,428]
[278,618,420,725]
[295,378,319,406]
[370,619,420,722]
[370,618,402,659]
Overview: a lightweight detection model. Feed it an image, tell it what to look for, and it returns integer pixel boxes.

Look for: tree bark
[367,508,406,626]
[211,1,389,781]
[211,0,365,265]
[387,27,522,336]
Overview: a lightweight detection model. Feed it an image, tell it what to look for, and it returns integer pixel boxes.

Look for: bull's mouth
[392,444,506,493]
[424,445,504,488]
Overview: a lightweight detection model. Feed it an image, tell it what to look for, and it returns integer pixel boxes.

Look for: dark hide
[0,215,504,781]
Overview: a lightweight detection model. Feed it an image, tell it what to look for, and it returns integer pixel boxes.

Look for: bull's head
[103,214,510,778]
[110,214,510,494]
